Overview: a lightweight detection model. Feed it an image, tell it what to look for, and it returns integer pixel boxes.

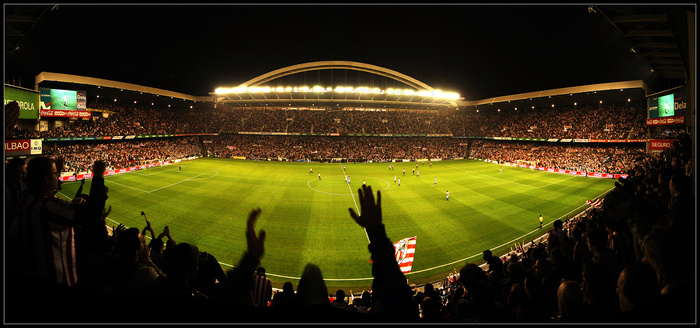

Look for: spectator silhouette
[295,263,329,306]
[332,289,349,310]
[422,283,441,310]
[17,157,108,287]
[419,296,445,321]
[581,261,619,321]
[108,227,167,297]
[162,242,208,299]
[483,249,504,280]
[666,172,693,249]
[586,228,621,287]
[615,262,661,321]
[5,100,20,139]
[555,280,590,322]
[270,281,295,307]
[193,251,228,301]
[253,266,272,307]
[5,157,26,269]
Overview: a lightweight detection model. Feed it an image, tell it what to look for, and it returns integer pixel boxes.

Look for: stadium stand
[4,95,695,323]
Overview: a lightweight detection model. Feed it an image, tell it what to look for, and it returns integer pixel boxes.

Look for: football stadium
[4,4,696,324]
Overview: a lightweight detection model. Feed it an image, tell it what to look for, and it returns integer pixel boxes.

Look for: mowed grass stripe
[57,158,614,290]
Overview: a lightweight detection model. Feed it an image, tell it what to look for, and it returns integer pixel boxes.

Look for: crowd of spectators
[4,100,695,323]
[459,104,647,139]
[469,140,648,174]
[43,137,202,174]
[9,101,669,140]
[207,135,465,162]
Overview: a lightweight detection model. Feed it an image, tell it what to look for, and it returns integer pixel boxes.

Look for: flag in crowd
[393,236,417,274]
[586,198,603,208]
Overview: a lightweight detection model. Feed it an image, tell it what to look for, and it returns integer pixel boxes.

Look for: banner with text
[40,109,91,118]
[649,139,677,151]
[646,115,686,126]
[5,139,42,156]
[4,84,40,120]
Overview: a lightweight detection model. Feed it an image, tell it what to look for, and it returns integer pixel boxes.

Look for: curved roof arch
[239,61,435,91]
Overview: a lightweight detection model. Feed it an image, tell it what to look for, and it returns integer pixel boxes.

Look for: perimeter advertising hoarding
[4,84,40,120]
[649,139,677,152]
[646,116,686,126]
[5,139,43,156]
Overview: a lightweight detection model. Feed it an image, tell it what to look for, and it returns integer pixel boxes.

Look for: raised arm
[74,160,109,226]
[225,208,267,305]
[348,185,417,319]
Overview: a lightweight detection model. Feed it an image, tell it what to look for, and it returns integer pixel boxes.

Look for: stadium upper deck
[33,60,649,114]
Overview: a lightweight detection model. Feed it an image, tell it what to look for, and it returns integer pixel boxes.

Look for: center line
[341,163,370,243]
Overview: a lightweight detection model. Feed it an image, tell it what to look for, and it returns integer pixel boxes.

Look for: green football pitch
[57,157,614,291]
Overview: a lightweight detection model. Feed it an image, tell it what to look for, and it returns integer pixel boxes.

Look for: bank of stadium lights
[214,86,460,99]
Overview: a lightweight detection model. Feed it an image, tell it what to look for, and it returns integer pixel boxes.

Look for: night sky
[6,4,658,100]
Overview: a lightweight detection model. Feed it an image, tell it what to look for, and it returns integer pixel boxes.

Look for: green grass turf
[57,158,614,291]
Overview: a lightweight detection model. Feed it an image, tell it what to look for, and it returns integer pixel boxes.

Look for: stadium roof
[592,5,693,81]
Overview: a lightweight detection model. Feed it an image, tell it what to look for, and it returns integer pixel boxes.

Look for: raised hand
[246,208,266,260]
[114,223,126,238]
[92,160,106,178]
[349,185,382,229]
[5,101,20,139]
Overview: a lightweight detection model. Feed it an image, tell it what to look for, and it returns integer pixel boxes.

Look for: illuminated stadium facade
[211,61,463,112]
[34,60,650,115]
